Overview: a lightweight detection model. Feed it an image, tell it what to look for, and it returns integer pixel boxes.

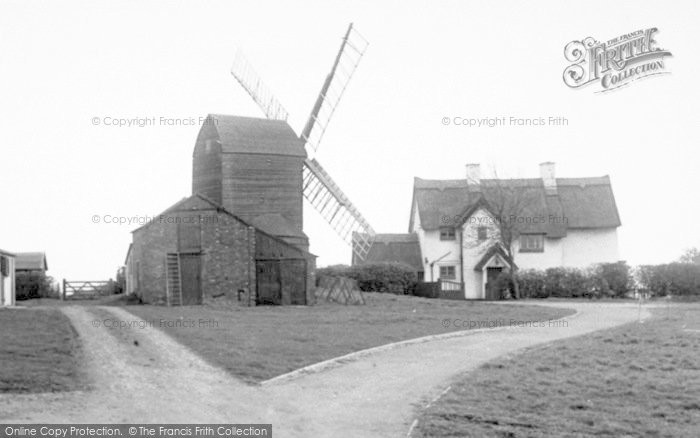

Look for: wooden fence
[413,280,464,300]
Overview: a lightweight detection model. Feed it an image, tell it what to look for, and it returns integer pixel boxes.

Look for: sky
[1,0,698,281]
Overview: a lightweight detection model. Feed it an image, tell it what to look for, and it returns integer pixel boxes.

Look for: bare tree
[462,169,541,299]
[679,247,700,264]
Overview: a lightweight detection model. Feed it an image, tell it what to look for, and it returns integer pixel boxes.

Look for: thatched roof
[196,114,306,157]
[409,176,620,237]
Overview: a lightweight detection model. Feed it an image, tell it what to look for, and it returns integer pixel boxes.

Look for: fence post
[61,279,66,301]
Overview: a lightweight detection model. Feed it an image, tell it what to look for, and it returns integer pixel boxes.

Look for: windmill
[230,23,375,260]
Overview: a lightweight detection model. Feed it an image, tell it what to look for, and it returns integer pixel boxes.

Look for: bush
[414,282,440,298]
[316,262,418,294]
[543,267,589,298]
[636,263,700,296]
[517,270,548,298]
[592,261,633,298]
[15,271,55,300]
[493,272,515,299]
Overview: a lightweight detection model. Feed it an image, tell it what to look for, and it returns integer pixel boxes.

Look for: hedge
[516,262,634,299]
[316,262,418,294]
[635,263,700,296]
[316,261,700,299]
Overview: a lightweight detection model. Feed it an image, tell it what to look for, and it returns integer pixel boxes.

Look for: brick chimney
[540,162,557,195]
[466,163,481,191]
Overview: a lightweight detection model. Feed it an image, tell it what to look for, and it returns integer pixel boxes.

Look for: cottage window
[439,265,456,280]
[519,234,544,252]
[477,226,488,241]
[0,256,7,277]
[440,227,456,240]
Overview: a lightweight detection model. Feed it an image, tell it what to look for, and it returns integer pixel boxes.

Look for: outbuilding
[0,249,16,306]
[14,252,48,273]
[125,194,315,306]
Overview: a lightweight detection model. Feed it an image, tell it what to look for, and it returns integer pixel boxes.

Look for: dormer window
[440,227,456,241]
[477,226,488,241]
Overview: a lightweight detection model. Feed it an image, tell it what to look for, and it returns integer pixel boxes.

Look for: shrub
[15,271,55,300]
[543,267,589,298]
[414,282,440,298]
[493,272,515,299]
[517,270,548,298]
[351,262,417,293]
[591,261,633,298]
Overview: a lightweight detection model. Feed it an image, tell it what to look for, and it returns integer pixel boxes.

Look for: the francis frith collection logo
[563,28,672,92]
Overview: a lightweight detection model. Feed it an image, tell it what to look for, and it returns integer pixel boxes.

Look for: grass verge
[0,308,86,393]
[414,304,700,437]
[123,293,573,383]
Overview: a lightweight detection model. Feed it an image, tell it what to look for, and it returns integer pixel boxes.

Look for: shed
[125,194,315,306]
[0,249,16,306]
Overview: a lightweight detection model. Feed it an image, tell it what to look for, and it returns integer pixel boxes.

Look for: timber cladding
[221,153,304,230]
[191,115,306,234]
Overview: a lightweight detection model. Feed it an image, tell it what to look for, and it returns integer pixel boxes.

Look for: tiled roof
[250,213,307,239]
[15,252,48,271]
[352,233,422,270]
[410,176,620,236]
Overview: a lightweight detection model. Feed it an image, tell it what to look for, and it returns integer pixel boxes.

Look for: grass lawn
[123,293,573,383]
[0,308,86,393]
[414,304,700,437]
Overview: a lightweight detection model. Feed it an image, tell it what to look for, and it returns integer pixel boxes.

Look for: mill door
[179,254,202,305]
[256,260,282,305]
[485,267,503,300]
[280,259,307,305]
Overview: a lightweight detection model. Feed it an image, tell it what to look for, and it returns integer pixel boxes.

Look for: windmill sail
[303,158,375,260]
[231,49,290,121]
[300,23,369,153]
[228,24,375,261]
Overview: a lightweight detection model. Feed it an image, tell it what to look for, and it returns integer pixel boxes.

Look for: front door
[485,267,503,300]
[256,260,282,305]
[180,254,202,305]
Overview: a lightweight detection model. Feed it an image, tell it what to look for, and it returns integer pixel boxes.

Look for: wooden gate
[62,280,112,300]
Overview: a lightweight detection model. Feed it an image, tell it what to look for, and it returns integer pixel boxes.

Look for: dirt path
[1,302,648,437]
